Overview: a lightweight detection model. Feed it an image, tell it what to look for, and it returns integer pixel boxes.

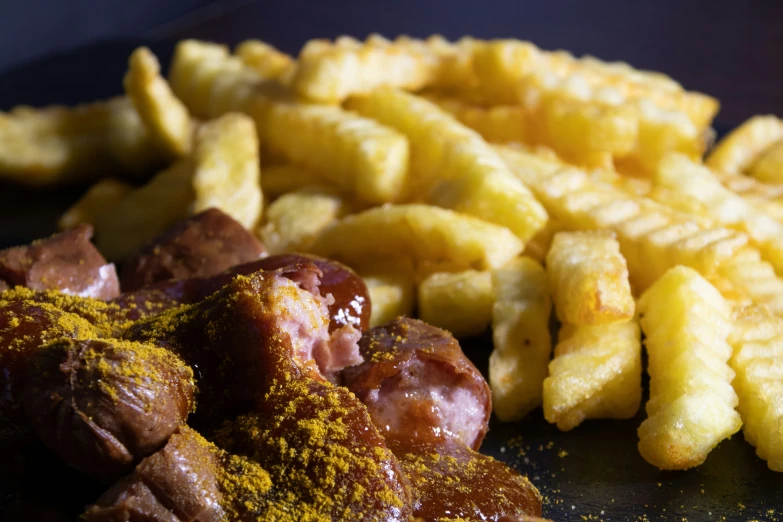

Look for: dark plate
[2,4,783,519]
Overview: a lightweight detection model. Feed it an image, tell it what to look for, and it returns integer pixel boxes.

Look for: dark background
[1,1,783,520]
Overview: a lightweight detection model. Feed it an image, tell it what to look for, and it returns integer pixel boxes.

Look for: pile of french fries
[2,34,783,473]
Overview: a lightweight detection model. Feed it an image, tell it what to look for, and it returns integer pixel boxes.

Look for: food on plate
[543,321,642,431]
[235,39,295,82]
[57,178,134,231]
[341,317,492,450]
[259,163,333,198]
[637,266,742,470]
[706,115,783,178]
[546,230,635,325]
[120,208,266,291]
[489,257,552,422]
[417,269,493,338]
[123,46,194,158]
[359,261,416,328]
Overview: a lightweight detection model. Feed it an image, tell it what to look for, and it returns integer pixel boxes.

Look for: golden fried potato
[293,34,434,103]
[716,249,783,317]
[706,115,783,175]
[489,257,552,421]
[417,270,494,337]
[58,179,134,230]
[259,187,349,254]
[347,88,547,241]
[637,266,741,470]
[124,46,193,158]
[523,218,564,262]
[235,39,296,82]
[259,102,410,204]
[0,97,164,185]
[546,231,634,325]
[748,140,783,184]
[308,204,524,277]
[728,305,783,471]
[359,260,416,328]
[424,93,529,144]
[94,113,262,260]
[543,321,641,431]
[260,163,338,199]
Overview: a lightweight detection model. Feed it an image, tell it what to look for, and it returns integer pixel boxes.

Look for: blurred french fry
[58,179,134,230]
[728,305,783,471]
[124,46,193,158]
[748,140,783,184]
[235,39,296,82]
[260,164,336,199]
[347,88,547,241]
[637,266,741,470]
[308,203,524,277]
[716,249,783,317]
[418,270,494,337]
[543,321,641,431]
[0,97,164,186]
[706,115,783,175]
[547,231,635,325]
[359,260,416,328]
[490,257,552,421]
[94,113,262,260]
[424,93,529,144]
[259,187,349,254]
[523,218,564,262]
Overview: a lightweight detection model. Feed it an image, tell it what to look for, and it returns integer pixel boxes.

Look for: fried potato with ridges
[347,88,547,241]
[425,94,529,144]
[543,321,641,431]
[359,260,416,328]
[124,46,193,158]
[469,39,543,104]
[260,164,336,199]
[717,250,783,317]
[259,102,410,204]
[387,34,479,89]
[653,153,783,275]
[728,305,783,471]
[523,218,565,263]
[58,179,134,230]
[308,204,524,276]
[418,270,494,338]
[706,115,783,175]
[546,231,634,325]
[94,113,262,260]
[293,34,434,103]
[235,39,296,82]
[748,141,783,184]
[0,97,164,185]
[489,257,552,421]
[259,188,349,254]
[637,266,741,470]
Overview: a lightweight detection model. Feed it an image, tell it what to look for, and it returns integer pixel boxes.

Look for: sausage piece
[120,208,266,292]
[84,426,225,522]
[387,435,543,521]
[0,224,120,300]
[341,317,492,450]
[23,338,195,480]
[216,377,412,521]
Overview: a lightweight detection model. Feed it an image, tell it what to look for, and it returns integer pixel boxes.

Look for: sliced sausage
[0,224,120,300]
[23,338,195,480]
[121,208,266,292]
[341,317,492,450]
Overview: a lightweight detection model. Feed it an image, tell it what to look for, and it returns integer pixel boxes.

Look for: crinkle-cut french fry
[728,305,783,471]
[497,145,750,292]
[308,204,524,277]
[716,249,783,317]
[359,260,416,328]
[637,266,741,470]
[347,88,547,241]
[58,178,134,230]
[293,34,434,103]
[653,153,783,275]
[94,113,262,260]
[417,270,494,338]
[260,164,336,199]
[235,39,296,82]
[0,97,164,186]
[387,34,479,90]
[259,187,348,254]
[469,39,544,104]
[547,231,634,325]
[523,218,565,263]
[543,321,642,431]
[425,93,529,144]
[706,115,783,175]
[490,257,552,421]
[259,102,409,204]
[124,46,193,159]
[748,140,783,184]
